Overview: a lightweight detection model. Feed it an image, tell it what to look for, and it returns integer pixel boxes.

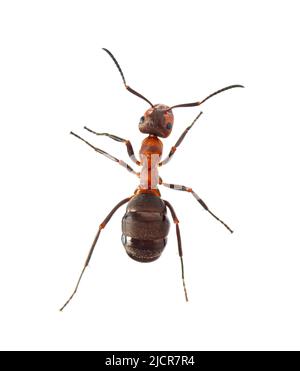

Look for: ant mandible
[60,48,244,311]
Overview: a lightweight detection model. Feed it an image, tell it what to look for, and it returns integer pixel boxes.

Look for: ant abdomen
[122,193,170,262]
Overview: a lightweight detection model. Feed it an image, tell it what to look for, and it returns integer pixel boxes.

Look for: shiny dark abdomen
[122,193,170,262]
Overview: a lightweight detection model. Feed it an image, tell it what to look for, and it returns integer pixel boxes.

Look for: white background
[0,0,299,351]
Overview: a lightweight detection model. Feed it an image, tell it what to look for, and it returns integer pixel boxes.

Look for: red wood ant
[60,48,243,311]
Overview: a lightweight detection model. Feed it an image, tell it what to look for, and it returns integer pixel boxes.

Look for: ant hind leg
[164,199,189,302]
[60,196,131,312]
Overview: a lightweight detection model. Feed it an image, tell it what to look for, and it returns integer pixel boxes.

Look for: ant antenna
[102,48,154,107]
[167,84,244,110]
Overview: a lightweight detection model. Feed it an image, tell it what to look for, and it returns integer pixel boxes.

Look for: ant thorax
[139,153,161,190]
[138,135,163,191]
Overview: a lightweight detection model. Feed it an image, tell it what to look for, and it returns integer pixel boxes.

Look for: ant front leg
[162,182,233,233]
[70,132,139,176]
[84,127,140,165]
[159,111,203,166]
[60,197,131,312]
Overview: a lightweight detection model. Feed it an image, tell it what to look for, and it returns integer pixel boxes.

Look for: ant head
[139,104,174,138]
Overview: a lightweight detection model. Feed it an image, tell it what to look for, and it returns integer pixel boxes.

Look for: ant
[60,48,244,311]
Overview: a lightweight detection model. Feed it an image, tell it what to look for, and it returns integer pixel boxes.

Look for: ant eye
[139,116,144,124]
[166,123,172,130]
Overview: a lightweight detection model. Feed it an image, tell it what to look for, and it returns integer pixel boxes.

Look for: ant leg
[70,132,139,176]
[84,127,140,165]
[159,111,203,166]
[164,200,189,302]
[60,197,131,312]
[162,182,233,233]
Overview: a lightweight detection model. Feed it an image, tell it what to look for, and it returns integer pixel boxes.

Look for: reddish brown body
[60,48,243,311]
[122,135,168,262]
